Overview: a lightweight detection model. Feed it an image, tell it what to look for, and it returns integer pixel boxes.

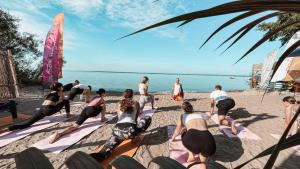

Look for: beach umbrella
[271,48,300,82]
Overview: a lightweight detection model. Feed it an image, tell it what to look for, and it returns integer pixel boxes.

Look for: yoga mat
[270,133,300,156]
[138,106,156,119]
[31,114,116,154]
[168,126,199,169]
[0,113,31,128]
[210,113,261,140]
[0,114,70,147]
[94,135,145,168]
[70,101,86,107]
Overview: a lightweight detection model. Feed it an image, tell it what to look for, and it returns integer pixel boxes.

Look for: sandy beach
[0,87,300,169]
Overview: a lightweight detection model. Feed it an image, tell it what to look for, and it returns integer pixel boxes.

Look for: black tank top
[45,92,59,102]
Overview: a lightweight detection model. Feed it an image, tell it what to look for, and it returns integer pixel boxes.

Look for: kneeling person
[49,88,107,144]
[90,89,151,161]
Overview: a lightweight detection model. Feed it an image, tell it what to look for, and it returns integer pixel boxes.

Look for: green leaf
[108,155,146,169]
[65,151,104,169]
[14,147,54,169]
[148,156,186,169]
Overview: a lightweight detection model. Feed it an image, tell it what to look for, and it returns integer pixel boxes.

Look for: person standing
[138,76,154,110]
[209,85,237,135]
[282,96,299,137]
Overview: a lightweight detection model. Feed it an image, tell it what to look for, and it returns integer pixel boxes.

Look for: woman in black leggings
[4,82,70,132]
[90,89,151,161]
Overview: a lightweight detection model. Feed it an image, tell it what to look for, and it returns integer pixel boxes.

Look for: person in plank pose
[209,85,237,135]
[2,82,70,132]
[282,96,299,137]
[67,83,92,103]
[90,89,151,161]
[49,88,107,144]
[171,102,216,169]
[171,78,184,101]
[63,80,80,92]
[138,76,154,110]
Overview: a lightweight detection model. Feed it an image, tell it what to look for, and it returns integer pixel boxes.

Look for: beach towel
[31,114,116,154]
[0,113,31,128]
[270,133,300,156]
[0,114,70,147]
[168,125,200,169]
[210,113,261,140]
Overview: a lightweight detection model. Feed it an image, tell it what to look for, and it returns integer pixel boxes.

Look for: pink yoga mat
[167,125,200,169]
[31,114,116,154]
[271,133,300,156]
[210,113,261,140]
[0,114,70,147]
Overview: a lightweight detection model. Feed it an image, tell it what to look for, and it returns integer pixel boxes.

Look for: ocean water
[59,71,250,92]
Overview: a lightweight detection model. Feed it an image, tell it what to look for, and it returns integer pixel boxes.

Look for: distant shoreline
[63,69,250,77]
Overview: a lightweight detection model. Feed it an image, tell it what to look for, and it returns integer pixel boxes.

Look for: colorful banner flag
[42,13,64,83]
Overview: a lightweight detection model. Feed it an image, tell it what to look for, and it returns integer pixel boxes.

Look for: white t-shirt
[73,84,90,90]
[173,83,181,95]
[210,90,229,103]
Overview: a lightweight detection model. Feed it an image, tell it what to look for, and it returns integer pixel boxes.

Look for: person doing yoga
[67,84,92,103]
[171,102,216,169]
[138,76,154,110]
[4,82,70,132]
[63,80,80,92]
[171,78,184,101]
[209,85,237,135]
[49,88,108,144]
[282,96,299,137]
[90,89,152,161]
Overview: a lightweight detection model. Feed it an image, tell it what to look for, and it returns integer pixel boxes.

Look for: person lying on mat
[171,78,184,101]
[282,96,299,137]
[67,84,92,103]
[209,85,237,135]
[0,99,18,120]
[139,76,154,110]
[90,89,152,161]
[171,102,216,169]
[63,80,80,92]
[3,82,70,132]
[49,88,107,144]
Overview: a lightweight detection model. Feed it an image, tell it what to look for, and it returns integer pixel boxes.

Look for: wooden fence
[0,50,19,99]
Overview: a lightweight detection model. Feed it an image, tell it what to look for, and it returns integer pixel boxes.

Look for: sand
[0,87,300,169]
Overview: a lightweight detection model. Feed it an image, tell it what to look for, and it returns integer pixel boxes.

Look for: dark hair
[50,82,63,92]
[120,89,134,113]
[141,76,149,84]
[182,101,193,113]
[96,88,106,95]
[215,85,222,90]
[88,85,92,91]
[74,80,80,84]
[283,96,296,104]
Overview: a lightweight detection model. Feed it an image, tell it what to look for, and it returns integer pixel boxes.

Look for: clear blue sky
[1,0,282,75]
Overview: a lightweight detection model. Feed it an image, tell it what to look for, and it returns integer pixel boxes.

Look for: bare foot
[100,117,108,122]
[49,133,61,144]
[231,121,238,135]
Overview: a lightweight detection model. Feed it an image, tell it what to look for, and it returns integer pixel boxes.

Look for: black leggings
[90,116,152,161]
[0,100,18,119]
[8,100,70,131]
[68,88,83,100]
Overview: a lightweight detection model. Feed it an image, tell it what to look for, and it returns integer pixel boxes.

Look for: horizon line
[63,69,251,77]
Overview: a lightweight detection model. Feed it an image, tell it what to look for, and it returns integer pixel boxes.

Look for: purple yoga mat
[0,114,70,147]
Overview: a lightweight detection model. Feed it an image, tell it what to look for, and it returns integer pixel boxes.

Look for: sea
[59,70,251,93]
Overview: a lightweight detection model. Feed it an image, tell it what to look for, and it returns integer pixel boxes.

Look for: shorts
[76,106,102,125]
[216,98,235,116]
[182,129,216,157]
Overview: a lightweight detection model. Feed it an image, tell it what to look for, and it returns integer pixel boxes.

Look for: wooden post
[7,50,19,97]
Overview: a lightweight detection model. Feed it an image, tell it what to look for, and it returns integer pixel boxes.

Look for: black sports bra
[45,92,59,102]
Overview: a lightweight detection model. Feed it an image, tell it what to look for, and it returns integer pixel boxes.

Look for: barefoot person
[171,102,216,169]
[171,78,184,101]
[3,82,70,132]
[0,100,18,120]
[90,89,152,161]
[67,84,92,103]
[49,88,107,144]
[209,85,237,134]
[138,76,154,110]
[63,80,80,92]
[282,96,299,136]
